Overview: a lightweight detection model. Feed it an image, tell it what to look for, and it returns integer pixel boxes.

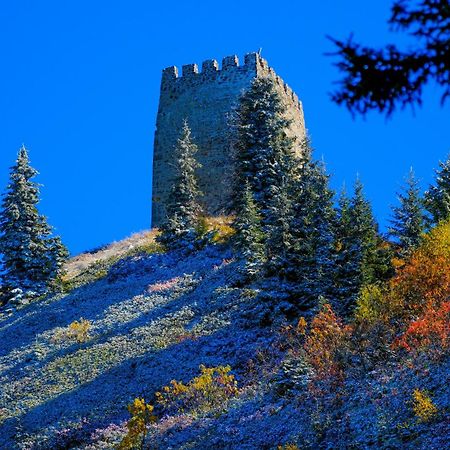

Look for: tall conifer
[232,77,299,276]
[350,179,381,286]
[289,144,336,308]
[334,179,393,315]
[264,172,294,277]
[333,188,363,314]
[232,77,297,222]
[0,146,68,299]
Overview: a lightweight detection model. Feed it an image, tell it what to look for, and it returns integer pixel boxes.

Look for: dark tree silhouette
[329,0,450,116]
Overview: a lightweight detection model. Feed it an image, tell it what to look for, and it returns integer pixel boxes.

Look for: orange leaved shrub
[395,301,450,354]
[304,304,351,384]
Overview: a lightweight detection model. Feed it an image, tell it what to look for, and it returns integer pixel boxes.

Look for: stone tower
[152,52,306,226]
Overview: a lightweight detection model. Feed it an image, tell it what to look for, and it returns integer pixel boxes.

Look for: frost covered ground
[0,235,270,448]
[0,232,448,449]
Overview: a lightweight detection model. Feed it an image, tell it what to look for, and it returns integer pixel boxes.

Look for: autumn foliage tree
[390,219,450,319]
[388,220,450,355]
[395,301,450,354]
[356,220,450,355]
[117,398,156,450]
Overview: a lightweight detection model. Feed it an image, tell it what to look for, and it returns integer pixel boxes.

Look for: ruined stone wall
[152,52,306,226]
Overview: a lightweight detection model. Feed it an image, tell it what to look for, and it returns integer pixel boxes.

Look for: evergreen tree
[0,146,68,299]
[389,168,426,257]
[232,77,298,222]
[329,0,450,117]
[288,145,336,308]
[424,154,450,225]
[350,179,392,286]
[334,179,393,315]
[264,171,294,278]
[233,182,265,278]
[47,235,69,280]
[333,188,363,314]
[232,77,299,276]
[157,121,203,251]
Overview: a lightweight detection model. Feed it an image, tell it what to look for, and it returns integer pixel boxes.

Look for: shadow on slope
[0,251,171,357]
[0,244,272,449]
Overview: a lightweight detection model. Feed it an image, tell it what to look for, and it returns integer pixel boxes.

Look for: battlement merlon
[182,63,199,77]
[222,55,239,69]
[161,66,178,83]
[202,59,219,74]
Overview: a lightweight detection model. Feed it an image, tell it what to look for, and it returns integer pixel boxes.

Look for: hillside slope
[0,232,448,449]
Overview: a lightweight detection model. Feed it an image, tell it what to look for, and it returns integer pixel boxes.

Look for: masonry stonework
[152,52,306,226]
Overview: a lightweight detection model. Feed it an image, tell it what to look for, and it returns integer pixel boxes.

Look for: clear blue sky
[0,1,449,255]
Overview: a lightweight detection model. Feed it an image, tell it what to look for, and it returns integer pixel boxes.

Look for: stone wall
[152,52,306,226]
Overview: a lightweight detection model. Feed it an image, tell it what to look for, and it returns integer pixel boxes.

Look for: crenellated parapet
[161,53,260,84]
[160,52,303,112]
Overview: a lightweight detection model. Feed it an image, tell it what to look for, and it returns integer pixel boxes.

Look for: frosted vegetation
[0,222,448,449]
[0,76,449,448]
[0,230,243,447]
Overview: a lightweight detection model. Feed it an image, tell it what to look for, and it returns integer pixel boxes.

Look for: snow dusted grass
[61,229,163,290]
[66,230,160,274]
[0,236,264,448]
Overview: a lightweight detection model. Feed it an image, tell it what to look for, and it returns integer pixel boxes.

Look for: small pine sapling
[157,121,203,252]
[233,182,265,278]
[389,168,426,258]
